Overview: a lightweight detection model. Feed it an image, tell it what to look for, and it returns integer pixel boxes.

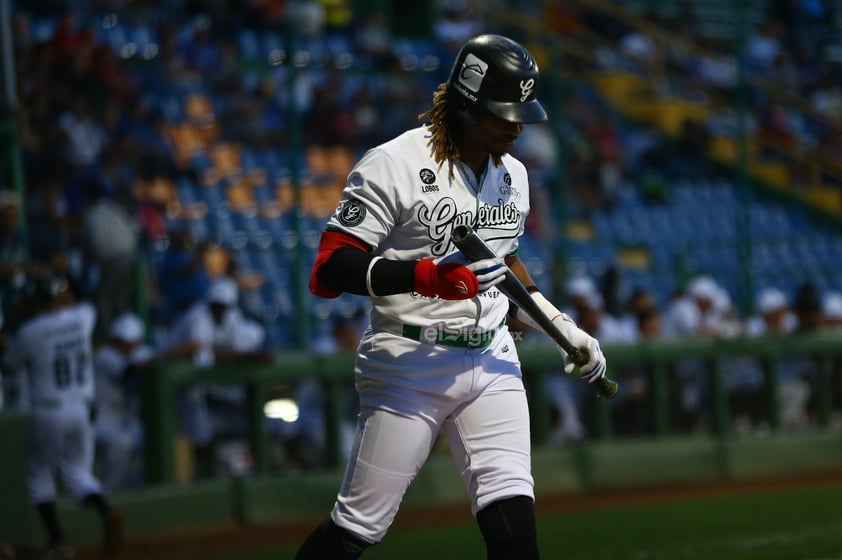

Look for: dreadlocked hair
[418,84,504,179]
[418,84,460,179]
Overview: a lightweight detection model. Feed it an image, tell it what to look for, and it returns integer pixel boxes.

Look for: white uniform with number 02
[5,302,102,503]
[324,126,532,543]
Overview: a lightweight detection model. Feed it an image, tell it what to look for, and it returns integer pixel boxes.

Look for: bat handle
[569,347,619,399]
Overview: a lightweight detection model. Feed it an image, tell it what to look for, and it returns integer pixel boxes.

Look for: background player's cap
[757,288,788,314]
[447,34,547,124]
[823,291,842,320]
[687,276,719,302]
[208,277,238,306]
[567,275,597,299]
[110,313,145,343]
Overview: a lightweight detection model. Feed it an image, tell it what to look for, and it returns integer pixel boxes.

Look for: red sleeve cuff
[309,230,370,298]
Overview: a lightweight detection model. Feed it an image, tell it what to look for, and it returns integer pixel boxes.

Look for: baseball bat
[451,224,619,399]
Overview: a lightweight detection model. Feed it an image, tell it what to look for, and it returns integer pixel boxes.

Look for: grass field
[209,484,842,560]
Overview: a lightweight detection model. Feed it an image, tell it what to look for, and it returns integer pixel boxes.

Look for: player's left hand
[552,315,607,383]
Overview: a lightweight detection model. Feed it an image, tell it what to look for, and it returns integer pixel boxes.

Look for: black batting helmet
[446,34,547,124]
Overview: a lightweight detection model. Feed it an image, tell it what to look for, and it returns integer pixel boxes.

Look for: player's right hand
[466,258,507,292]
[414,257,479,300]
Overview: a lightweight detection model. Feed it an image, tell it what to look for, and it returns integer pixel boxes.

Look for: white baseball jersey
[326,125,531,335]
[5,302,96,411]
[94,344,151,426]
[167,302,265,366]
[4,302,102,503]
[166,301,266,446]
[93,344,149,491]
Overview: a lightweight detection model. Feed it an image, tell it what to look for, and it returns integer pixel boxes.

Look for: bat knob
[595,377,619,399]
[452,224,471,244]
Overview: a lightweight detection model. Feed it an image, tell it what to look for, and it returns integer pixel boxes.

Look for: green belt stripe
[401,320,504,349]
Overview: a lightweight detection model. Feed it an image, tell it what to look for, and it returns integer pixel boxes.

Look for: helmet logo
[519,78,535,102]
[458,53,488,93]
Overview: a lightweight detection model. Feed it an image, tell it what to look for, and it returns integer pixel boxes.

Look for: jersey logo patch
[338,199,367,227]
[420,168,436,184]
[459,53,488,93]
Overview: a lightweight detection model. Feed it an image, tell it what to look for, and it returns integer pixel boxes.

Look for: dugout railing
[140,330,842,485]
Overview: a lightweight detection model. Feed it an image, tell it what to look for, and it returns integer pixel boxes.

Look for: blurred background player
[163,276,272,478]
[2,273,122,559]
[94,312,197,491]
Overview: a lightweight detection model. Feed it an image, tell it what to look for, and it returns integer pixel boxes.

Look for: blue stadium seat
[237,28,261,62]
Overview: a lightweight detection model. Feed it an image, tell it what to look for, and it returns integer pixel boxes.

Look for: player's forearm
[317,246,417,296]
[504,255,541,320]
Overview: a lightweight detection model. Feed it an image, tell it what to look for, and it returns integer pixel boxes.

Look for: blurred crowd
[0,0,841,499]
[532,269,842,443]
[571,0,842,188]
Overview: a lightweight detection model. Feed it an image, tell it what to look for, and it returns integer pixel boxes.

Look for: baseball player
[295,35,607,560]
[3,274,122,559]
[165,276,270,477]
[94,312,197,491]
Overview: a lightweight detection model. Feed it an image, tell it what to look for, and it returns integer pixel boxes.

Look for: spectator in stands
[724,289,793,433]
[636,306,662,341]
[281,312,365,467]
[432,0,483,56]
[164,276,272,478]
[153,228,211,321]
[182,14,226,78]
[22,166,72,276]
[284,0,326,39]
[810,73,842,124]
[564,273,599,319]
[746,22,784,76]
[792,282,824,333]
[824,292,842,418]
[662,275,725,339]
[354,12,392,67]
[744,288,797,337]
[0,192,28,296]
[824,291,842,329]
[618,22,659,69]
[82,179,141,336]
[611,303,663,436]
[662,276,728,432]
[745,285,813,429]
[626,286,659,337]
[58,95,108,173]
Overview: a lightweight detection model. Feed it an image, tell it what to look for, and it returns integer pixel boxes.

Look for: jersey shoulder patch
[337,199,367,227]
